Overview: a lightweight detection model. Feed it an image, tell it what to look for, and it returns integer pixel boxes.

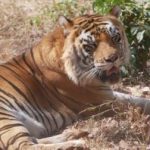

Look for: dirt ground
[0,0,150,149]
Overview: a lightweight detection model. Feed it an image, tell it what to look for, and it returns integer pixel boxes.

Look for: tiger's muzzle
[94,54,121,84]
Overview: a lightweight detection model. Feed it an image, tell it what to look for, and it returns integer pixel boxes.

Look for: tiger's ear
[109,6,121,18]
[58,16,73,37]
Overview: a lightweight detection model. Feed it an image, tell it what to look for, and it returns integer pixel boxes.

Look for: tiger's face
[61,6,129,85]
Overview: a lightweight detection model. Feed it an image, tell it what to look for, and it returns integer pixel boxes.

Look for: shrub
[93,0,150,75]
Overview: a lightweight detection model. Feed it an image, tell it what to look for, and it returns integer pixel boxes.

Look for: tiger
[0,5,149,150]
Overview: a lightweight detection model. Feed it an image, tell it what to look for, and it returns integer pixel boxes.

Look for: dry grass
[0,0,150,149]
[0,0,55,62]
[73,102,150,149]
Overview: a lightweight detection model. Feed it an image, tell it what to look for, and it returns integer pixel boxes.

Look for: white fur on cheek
[62,39,79,84]
[62,31,95,85]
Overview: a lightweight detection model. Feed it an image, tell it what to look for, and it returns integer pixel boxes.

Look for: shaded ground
[0,0,150,149]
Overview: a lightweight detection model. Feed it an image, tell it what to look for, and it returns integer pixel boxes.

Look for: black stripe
[0,88,38,121]
[30,48,42,75]
[0,111,15,118]
[18,140,31,150]
[0,99,11,108]
[80,47,87,60]
[78,20,88,26]
[22,53,35,74]
[0,73,37,112]
[0,130,10,150]
[97,22,108,26]
[73,46,89,68]
[80,51,89,66]
[45,84,76,124]
[54,87,86,106]
[73,45,83,61]
[0,75,30,103]
[12,58,31,75]
[6,132,30,150]
[0,118,16,121]
[82,22,92,30]
[52,86,79,113]
[85,24,95,32]
[0,123,23,132]
[0,96,17,110]
[39,84,66,130]
[0,106,10,112]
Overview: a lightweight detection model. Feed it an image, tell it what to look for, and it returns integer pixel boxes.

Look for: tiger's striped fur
[0,6,131,150]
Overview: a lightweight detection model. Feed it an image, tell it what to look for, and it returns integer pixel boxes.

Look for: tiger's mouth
[106,66,119,76]
[98,66,120,84]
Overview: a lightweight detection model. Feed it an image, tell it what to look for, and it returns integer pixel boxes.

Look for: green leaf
[121,66,129,77]
[136,30,145,42]
[130,27,138,35]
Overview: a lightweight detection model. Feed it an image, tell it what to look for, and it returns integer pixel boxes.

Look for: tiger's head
[60,6,129,85]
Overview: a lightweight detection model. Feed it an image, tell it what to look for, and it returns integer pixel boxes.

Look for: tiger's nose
[105,54,118,63]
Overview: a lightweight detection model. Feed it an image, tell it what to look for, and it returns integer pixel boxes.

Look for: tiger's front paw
[55,139,89,150]
[62,128,89,141]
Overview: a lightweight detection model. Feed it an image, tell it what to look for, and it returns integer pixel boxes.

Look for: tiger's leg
[0,125,87,150]
[0,111,87,150]
[0,113,35,150]
[37,128,88,144]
